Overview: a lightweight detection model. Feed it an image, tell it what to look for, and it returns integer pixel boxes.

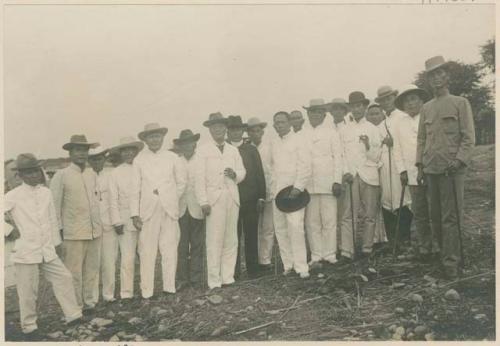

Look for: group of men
[5,55,475,337]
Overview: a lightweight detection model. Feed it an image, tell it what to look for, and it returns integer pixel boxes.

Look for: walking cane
[202,221,208,290]
[273,235,279,276]
[448,171,465,269]
[392,183,407,257]
[348,181,356,260]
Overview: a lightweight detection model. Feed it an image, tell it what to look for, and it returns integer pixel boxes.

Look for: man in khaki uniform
[416,56,475,279]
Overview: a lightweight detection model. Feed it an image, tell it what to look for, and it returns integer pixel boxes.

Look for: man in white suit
[130,123,187,300]
[195,112,246,289]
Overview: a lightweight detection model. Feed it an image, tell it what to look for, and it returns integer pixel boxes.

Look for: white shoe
[299,272,310,279]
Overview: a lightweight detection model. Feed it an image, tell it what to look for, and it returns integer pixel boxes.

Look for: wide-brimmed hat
[203,112,228,127]
[375,85,398,103]
[138,123,168,141]
[275,185,310,213]
[328,98,349,111]
[246,117,267,130]
[348,91,370,106]
[88,145,109,158]
[62,134,99,151]
[425,55,449,73]
[367,102,382,111]
[303,98,329,111]
[11,153,43,171]
[112,136,145,152]
[227,115,247,129]
[173,129,201,145]
[394,84,431,111]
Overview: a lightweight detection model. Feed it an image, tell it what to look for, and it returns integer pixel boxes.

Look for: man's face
[120,147,138,164]
[330,105,348,124]
[378,94,396,113]
[69,145,89,166]
[209,123,227,142]
[19,168,44,187]
[427,67,449,90]
[179,141,196,159]
[366,107,385,126]
[289,112,305,131]
[307,109,326,128]
[144,132,165,152]
[88,154,106,172]
[351,102,367,121]
[273,113,291,137]
[403,93,424,117]
[227,127,244,143]
[247,126,264,145]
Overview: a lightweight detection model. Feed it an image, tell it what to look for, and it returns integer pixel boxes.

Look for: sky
[3,3,495,159]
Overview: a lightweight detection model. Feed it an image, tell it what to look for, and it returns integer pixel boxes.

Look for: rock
[395,307,405,314]
[150,307,161,316]
[117,331,126,338]
[194,299,206,306]
[211,326,228,337]
[258,331,266,336]
[118,311,130,317]
[388,324,397,332]
[106,311,115,319]
[128,317,143,325]
[368,267,377,273]
[90,318,113,328]
[414,325,428,337]
[208,294,223,305]
[231,295,240,300]
[83,335,95,341]
[48,331,64,339]
[98,327,106,332]
[474,314,488,321]
[157,309,169,317]
[317,273,325,278]
[393,282,405,289]
[109,335,120,341]
[407,332,415,340]
[241,317,250,323]
[397,255,406,260]
[392,333,403,340]
[255,297,261,302]
[444,289,460,301]
[410,293,424,304]
[246,305,254,311]
[423,274,436,283]
[123,334,136,340]
[425,332,435,341]
[135,335,145,341]
[65,328,75,336]
[395,326,405,336]
[319,286,330,295]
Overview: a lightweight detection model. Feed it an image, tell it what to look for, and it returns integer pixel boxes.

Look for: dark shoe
[66,316,83,328]
[176,281,189,292]
[259,264,272,272]
[22,329,41,341]
[82,305,95,315]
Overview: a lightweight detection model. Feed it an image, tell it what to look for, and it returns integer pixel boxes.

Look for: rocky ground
[5,144,495,342]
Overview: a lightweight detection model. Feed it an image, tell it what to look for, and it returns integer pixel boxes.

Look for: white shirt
[179,154,204,220]
[342,117,382,186]
[109,163,137,231]
[195,140,246,207]
[393,113,421,186]
[94,168,113,227]
[270,130,312,197]
[379,108,405,159]
[5,183,61,264]
[302,121,343,194]
[252,140,273,201]
[130,147,187,221]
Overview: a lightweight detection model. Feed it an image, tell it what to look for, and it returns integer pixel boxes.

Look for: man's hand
[224,168,237,181]
[359,135,370,151]
[446,159,465,175]
[332,183,342,197]
[417,167,425,186]
[6,227,20,242]
[400,171,409,186]
[256,199,265,213]
[201,204,211,217]
[382,135,393,148]
[132,216,143,231]
[114,224,124,235]
[288,187,302,199]
[342,173,354,185]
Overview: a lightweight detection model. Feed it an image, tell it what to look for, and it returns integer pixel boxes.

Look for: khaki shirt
[416,93,475,174]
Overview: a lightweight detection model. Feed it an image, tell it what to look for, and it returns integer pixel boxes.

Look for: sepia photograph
[2,0,496,342]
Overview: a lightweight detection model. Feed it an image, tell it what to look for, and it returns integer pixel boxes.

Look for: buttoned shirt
[5,183,61,264]
[416,93,475,174]
[342,117,382,186]
[270,130,312,197]
[302,121,343,194]
[109,163,137,231]
[94,168,113,228]
[393,113,420,186]
[179,154,204,220]
[50,163,102,240]
[252,140,273,201]
[195,140,246,207]
[130,147,187,221]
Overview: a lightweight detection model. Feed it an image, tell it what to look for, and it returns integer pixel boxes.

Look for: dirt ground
[5,144,495,342]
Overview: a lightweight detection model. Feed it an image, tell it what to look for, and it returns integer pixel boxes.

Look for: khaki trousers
[409,185,438,255]
[258,200,275,265]
[305,194,337,263]
[15,258,82,333]
[62,237,102,308]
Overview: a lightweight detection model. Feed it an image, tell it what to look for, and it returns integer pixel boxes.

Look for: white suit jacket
[130,147,187,221]
[195,140,246,207]
[179,154,204,220]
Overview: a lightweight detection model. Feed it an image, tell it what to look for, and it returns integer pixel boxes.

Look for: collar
[146,146,163,155]
[212,139,225,148]
[69,162,85,173]
[352,117,366,125]
[22,182,41,191]
[280,130,293,140]
[230,140,243,147]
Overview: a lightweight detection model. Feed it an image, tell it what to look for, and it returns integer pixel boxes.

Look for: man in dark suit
[227,115,266,278]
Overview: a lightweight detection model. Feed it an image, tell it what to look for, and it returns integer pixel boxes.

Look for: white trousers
[258,200,275,265]
[305,194,337,263]
[138,203,180,298]
[273,204,309,274]
[62,237,102,308]
[101,228,138,300]
[205,189,239,289]
[15,258,82,333]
